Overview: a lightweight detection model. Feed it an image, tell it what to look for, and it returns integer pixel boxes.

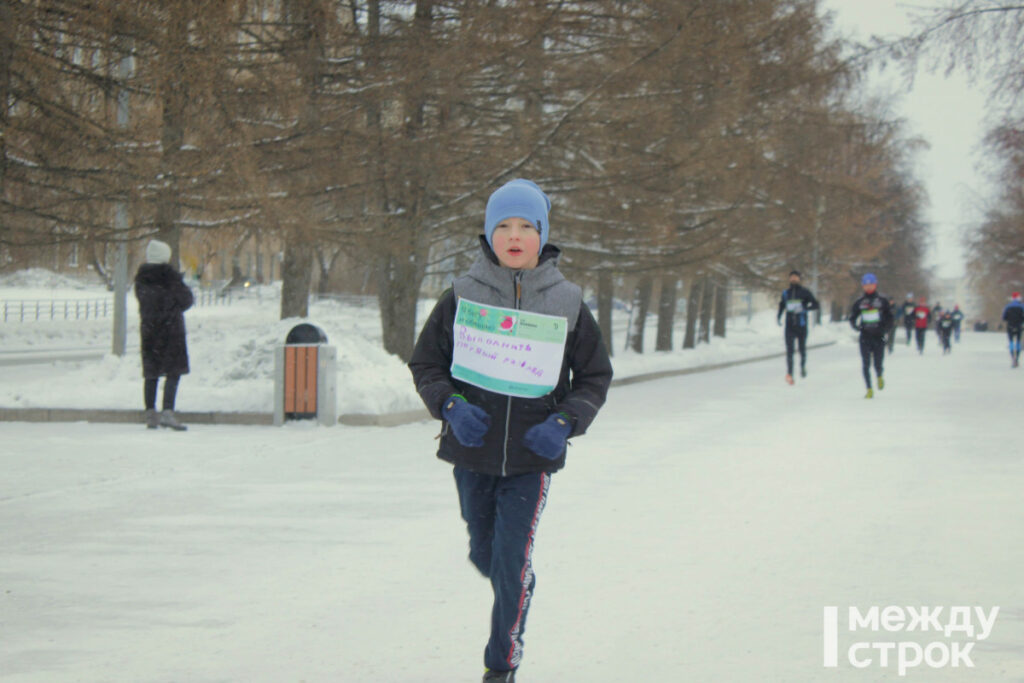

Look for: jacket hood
[467,235,566,296]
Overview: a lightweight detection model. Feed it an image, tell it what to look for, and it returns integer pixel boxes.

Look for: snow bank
[0,267,105,290]
[0,269,854,414]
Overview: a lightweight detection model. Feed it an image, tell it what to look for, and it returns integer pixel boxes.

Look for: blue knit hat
[484,179,551,251]
[861,272,878,286]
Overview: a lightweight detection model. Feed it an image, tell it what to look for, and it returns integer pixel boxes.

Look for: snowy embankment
[0,269,848,415]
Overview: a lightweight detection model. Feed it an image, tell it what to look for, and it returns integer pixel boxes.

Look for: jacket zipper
[501,272,523,476]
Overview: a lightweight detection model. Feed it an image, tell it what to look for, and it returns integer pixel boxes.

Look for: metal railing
[196,290,233,307]
[1,289,232,323]
[2,299,111,323]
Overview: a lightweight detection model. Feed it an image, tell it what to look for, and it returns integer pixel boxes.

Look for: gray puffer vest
[408,239,612,477]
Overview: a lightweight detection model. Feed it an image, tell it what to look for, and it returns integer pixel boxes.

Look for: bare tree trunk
[597,269,614,357]
[655,274,678,351]
[0,0,11,203]
[280,241,313,318]
[90,242,113,289]
[699,275,714,343]
[225,230,252,288]
[713,277,728,338]
[276,0,325,320]
[254,234,264,283]
[372,0,434,362]
[278,228,313,311]
[627,274,653,353]
[683,276,702,349]
[316,246,344,295]
[377,248,424,361]
[153,2,188,266]
[830,300,843,322]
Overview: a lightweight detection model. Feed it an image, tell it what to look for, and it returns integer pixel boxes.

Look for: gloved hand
[442,394,491,447]
[523,413,572,460]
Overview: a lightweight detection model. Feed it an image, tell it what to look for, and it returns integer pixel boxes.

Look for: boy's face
[492,217,541,270]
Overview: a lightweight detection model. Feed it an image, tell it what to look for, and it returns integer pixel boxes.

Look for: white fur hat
[145,239,172,264]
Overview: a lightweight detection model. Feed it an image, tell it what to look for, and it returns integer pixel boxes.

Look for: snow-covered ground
[0,269,847,415]
[2,294,1022,681]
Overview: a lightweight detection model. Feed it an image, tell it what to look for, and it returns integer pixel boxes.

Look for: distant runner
[951,305,965,343]
[938,311,954,355]
[1003,292,1024,368]
[850,273,893,399]
[901,293,916,345]
[913,296,932,354]
[777,269,820,385]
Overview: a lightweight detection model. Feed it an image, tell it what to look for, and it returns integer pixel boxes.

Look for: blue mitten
[442,394,491,447]
[523,413,572,460]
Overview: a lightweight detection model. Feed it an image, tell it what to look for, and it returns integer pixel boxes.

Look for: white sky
[821,0,993,280]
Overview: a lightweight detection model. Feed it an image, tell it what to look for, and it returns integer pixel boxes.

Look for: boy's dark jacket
[134,263,194,378]
[408,238,613,477]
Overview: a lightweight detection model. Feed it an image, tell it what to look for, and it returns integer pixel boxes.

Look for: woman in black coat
[134,239,194,430]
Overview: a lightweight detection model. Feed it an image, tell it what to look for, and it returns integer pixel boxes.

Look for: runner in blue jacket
[850,273,894,398]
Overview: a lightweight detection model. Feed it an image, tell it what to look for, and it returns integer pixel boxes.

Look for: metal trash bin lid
[285,323,327,344]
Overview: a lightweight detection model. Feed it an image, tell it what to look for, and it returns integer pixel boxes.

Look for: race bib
[861,308,881,324]
[916,310,927,319]
[786,300,804,313]
[451,298,568,398]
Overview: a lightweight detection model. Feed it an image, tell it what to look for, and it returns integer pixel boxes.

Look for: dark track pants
[904,323,914,345]
[144,374,180,410]
[860,335,885,389]
[1008,326,1022,360]
[915,328,927,353]
[784,326,808,375]
[454,467,551,673]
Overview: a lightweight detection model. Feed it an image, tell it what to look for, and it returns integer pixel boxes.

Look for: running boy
[850,273,893,398]
[408,179,613,682]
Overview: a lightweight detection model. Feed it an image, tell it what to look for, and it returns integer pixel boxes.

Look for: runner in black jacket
[408,179,612,683]
[901,294,916,345]
[777,269,820,384]
[850,273,894,399]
